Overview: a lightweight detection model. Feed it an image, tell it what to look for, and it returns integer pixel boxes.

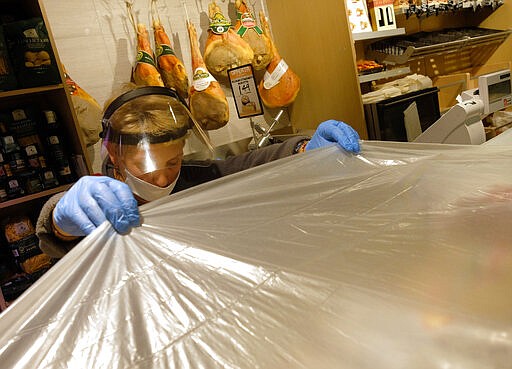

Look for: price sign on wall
[228,64,264,119]
[370,0,396,31]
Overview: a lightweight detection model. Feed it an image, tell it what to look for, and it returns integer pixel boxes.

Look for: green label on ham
[156,44,176,58]
[209,12,231,35]
[236,12,263,37]
[136,50,157,67]
[209,25,230,34]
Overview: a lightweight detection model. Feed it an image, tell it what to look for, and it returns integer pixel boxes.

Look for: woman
[36,85,360,258]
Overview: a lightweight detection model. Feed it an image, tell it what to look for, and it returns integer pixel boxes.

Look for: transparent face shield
[101,87,212,179]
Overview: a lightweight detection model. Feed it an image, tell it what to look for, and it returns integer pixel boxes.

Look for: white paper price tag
[263,59,288,90]
[372,0,396,31]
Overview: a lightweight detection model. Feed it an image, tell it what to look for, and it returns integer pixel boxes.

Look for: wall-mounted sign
[228,64,264,119]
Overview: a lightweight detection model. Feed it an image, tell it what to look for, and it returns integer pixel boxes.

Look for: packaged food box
[40,168,59,189]
[3,18,60,88]
[0,263,52,304]
[5,176,24,199]
[8,107,39,138]
[3,216,42,269]
[0,182,7,202]
[0,273,32,302]
[19,169,43,194]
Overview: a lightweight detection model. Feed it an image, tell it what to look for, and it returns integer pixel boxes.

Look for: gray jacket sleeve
[35,191,82,258]
[215,135,309,176]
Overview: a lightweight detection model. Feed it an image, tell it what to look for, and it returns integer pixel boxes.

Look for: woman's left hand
[306,120,360,153]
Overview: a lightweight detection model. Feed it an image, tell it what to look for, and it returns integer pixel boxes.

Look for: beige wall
[42,0,509,150]
[41,0,280,171]
[477,2,512,69]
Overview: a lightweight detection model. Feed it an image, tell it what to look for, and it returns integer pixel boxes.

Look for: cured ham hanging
[151,0,189,99]
[133,23,164,87]
[126,2,164,87]
[203,0,254,78]
[234,0,272,70]
[257,11,300,108]
[187,20,229,130]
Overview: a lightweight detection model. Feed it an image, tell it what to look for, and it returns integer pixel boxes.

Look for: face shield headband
[101,86,214,161]
[100,86,198,178]
[101,86,190,144]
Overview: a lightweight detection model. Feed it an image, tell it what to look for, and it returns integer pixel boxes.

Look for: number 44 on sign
[368,0,397,31]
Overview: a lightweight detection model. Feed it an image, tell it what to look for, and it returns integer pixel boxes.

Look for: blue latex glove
[53,176,140,236]
[306,120,360,153]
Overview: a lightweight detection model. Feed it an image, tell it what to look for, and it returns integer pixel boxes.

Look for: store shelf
[358,66,411,83]
[394,0,504,17]
[366,27,511,65]
[352,28,406,42]
[0,0,92,224]
[0,184,73,209]
[0,84,64,99]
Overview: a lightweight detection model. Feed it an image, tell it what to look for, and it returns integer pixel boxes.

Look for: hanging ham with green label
[234,0,272,71]
[126,2,164,87]
[203,1,254,78]
[257,11,300,108]
[187,20,229,130]
[133,23,164,87]
[151,0,189,99]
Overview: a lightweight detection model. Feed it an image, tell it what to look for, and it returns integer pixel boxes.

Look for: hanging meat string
[257,11,301,108]
[150,0,189,99]
[187,19,229,130]
[203,0,254,78]
[126,1,164,86]
[234,0,272,71]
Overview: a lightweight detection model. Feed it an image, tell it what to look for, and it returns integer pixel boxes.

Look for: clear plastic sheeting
[1,141,512,369]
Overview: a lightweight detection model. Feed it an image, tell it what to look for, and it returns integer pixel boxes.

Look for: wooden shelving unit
[261,0,510,144]
[0,84,64,98]
[366,28,512,65]
[0,0,90,220]
[353,29,409,90]
[358,66,411,83]
[0,0,91,311]
[352,28,406,42]
[0,184,73,209]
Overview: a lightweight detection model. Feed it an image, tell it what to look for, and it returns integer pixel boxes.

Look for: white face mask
[124,169,179,202]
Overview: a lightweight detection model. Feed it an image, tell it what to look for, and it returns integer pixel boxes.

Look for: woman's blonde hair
[104,83,190,138]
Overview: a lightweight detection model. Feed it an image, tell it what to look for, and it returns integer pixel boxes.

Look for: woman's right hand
[53,176,140,236]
